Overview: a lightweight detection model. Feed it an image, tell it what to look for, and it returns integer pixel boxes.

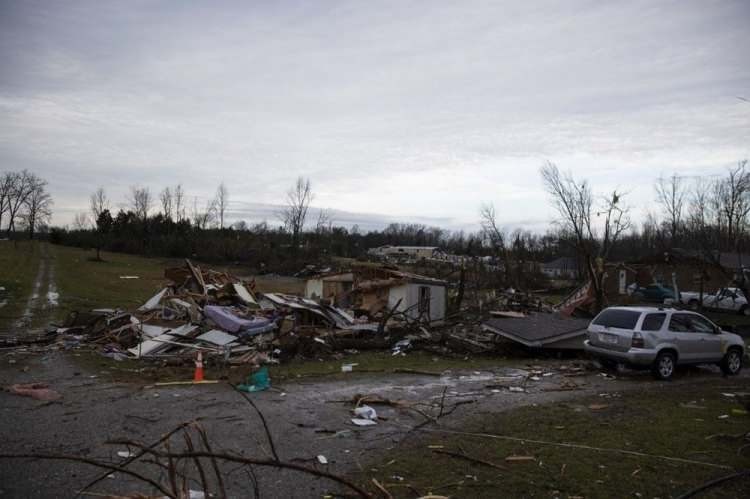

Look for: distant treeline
[47,158,750,283]
[48,207,683,275]
[50,207,584,273]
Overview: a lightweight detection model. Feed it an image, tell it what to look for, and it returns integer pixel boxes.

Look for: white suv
[584,307,745,380]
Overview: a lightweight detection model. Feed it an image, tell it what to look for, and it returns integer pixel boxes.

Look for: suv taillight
[632,332,644,348]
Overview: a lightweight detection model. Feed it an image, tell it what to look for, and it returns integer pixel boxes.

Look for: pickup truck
[680,287,750,315]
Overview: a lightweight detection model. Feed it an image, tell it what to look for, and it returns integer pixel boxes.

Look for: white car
[584,306,745,380]
[680,287,749,315]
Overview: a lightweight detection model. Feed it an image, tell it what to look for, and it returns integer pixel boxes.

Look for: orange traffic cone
[194,351,204,382]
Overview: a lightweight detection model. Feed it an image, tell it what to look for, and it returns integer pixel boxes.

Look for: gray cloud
[1,0,748,232]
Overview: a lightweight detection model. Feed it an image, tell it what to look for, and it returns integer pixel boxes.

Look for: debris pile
[5,259,593,370]
[45,259,398,365]
[54,259,279,365]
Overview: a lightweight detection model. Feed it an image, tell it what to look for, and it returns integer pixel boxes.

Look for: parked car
[679,287,750,315]
[630,284,676,303]
[584,306,744,380]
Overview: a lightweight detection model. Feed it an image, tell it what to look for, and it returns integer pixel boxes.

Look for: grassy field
[269,350,527,381]
[53,244,169,315]
[360,379,750,498]
[1,241,306,331]
[68,348,531,385]
[0,240,43,329]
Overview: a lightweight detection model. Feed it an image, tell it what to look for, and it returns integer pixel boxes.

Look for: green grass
[268,350,526,381]
[0,240,43,330]
[68,349,525,385]
[2,241,302,329]
[52,244,169,319]
[359,379,750,498]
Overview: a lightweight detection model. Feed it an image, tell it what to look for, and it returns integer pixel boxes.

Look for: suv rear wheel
[652,351,675,380]
[720,348,743,376]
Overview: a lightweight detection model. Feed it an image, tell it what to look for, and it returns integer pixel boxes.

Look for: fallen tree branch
[74,420,195,498]
[371,477,392,498]
[418,428,734,470]
[183,429,209,496]
[232,383,280,461]
[676,469,750,499]
[0,452,175,498]
[193,424,227,499]
[378,299,402,334]
[105,442,372,498]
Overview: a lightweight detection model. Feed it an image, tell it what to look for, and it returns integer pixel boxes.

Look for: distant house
[542,257,579,279]
[367,246,442,261]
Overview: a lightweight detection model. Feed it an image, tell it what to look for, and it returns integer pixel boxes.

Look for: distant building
[367,245,442,261]
[542,257,579,279]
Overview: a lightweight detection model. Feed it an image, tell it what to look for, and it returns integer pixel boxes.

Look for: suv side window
[668,313,692,332]
[641,313,666,331]
[689,316,715,334]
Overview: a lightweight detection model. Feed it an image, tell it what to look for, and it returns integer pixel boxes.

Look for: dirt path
[12,242,56,333]
[1,350,745,498]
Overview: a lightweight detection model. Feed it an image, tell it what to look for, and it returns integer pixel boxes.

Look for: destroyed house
[350,267,447,324]
[305,272,354,307]
[263,292,377,332]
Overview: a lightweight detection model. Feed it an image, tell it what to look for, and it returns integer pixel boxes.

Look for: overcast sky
[1,0,748,232]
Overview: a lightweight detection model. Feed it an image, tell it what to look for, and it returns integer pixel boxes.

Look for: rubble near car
[482,313,591,350]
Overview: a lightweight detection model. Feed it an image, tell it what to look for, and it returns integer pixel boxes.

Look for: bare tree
[715,160,750,248]
[540,162,630,311]
[191,196,216,229]
[215,182,229,229]
[0,172,15,231]
[5,170,35,236]
[279,177,313,252]
[654,173,686,245]
[160,187,173,219]
[90,187,109,227]
[251,220,269,234]
[687,178,710,231]
[686,161,750,299]
[174,184,185,222]
[479,203,513,286]
[72,212,89,230]
[315,208,333,234]
[21,176,53,239]
[128,186,152,222]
